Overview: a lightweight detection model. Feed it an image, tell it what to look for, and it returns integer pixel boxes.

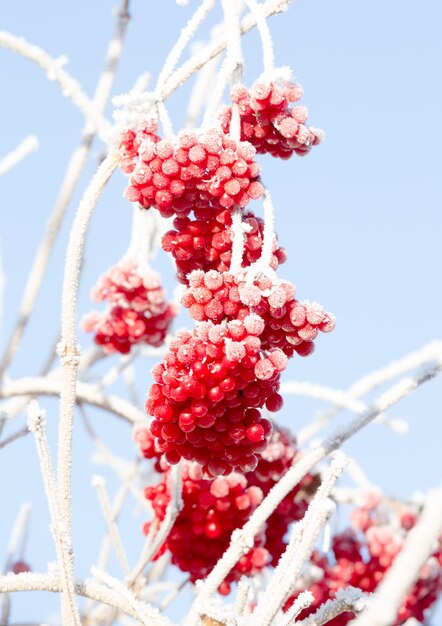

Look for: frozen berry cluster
[123,129,263,217]
[181,270,335,357]
[220,80,324,159]
[82,259,176,354]
[286,497,442,625]
[144,461,268,594]
[145,319,285,477]
[141,426,318,592]
[162,209,287,286]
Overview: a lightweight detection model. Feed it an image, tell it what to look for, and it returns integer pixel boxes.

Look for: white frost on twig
[0,136,38,176]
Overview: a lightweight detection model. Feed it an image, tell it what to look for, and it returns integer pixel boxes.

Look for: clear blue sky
[0,0,441,623]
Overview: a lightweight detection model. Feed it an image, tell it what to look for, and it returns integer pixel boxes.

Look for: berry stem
[242,0,275,76]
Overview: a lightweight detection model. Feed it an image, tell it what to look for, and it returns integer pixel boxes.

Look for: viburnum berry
[143,461,269,593]
[122,128,264,217]
[181,270,335,357]
[133,423,166,473]
[145,319,285,477]
[161,208,287,285]
[82,258,176,354]
[118,118,161,174]
[220,79,324,160]
[285,499,442,625]
[10,561,31,575]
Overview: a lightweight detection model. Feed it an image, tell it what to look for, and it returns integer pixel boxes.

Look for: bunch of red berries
[144,461,268,594]
[123,129,264,217]
[145,318,286,477]
[286,498,442,625]
[142,426,319,591]
[82,259,176,354]
[181,270,335,357]
[161,209,287,285]
[220,80,324,159]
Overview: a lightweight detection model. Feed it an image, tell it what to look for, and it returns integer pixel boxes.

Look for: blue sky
[0,0,441,623]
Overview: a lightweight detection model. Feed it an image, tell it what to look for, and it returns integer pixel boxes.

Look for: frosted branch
[296,588,368,625]
[0,136,38,176]
[0,572,175,626]
[127,463,183,583]
[242,0,275,75]
[350,487,442,626]
[303,340,442,444]
[0,377,145,423]
[278,590,314,625]
[156,0,218,90]
[27,400,81,625]
[0,32,110,140]
[189,362,441,614]
[280,380,407,443]
[92,475,131,578]
[249,452,347,625]
[0,7,130,378]
[163,0,291,100]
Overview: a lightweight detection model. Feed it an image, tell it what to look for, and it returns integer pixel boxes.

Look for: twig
[0,136,38,176]
[155,0,218,90]
[127,463,183,584]
[188,362,442,617]
[0,572,175,626]
[280,380,408,442]
[277,590,314,625]
[163,0,292,100]
[57,153,117,623]
[0,5,130,378]
[27,401,81,626]
[0,377,145,424]
[242,0,275,75]
[229,207,245,274]
[0,426,29,450]
[249,452,347,625]
[92,476,131,578]
[296,588,368,626]
[0,32,110,139]
[300,340,442,444]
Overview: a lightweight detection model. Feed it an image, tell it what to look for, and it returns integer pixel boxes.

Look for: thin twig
[0,5,130,378]
[0,136,38,176]
[0,32,110,139]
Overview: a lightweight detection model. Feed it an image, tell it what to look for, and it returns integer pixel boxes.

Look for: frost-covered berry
[161,208,287,285]
[82,258,176,354]
[143,461,269,593]
[220,80,323,160]
[123,128,263,217]
[181,270,335,357]
[145,320,285,477]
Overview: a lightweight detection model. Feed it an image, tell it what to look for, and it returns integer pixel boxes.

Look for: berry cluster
[162,209,287,285]
[181,270,335,357]
[145,319,285,477]
[220,80,324,159]
[118,118,160,174]
[286,497,442,625]
[142,426,318,592]
[144,461,268,594]
[123,129,264,217]
[82,259,176,354]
